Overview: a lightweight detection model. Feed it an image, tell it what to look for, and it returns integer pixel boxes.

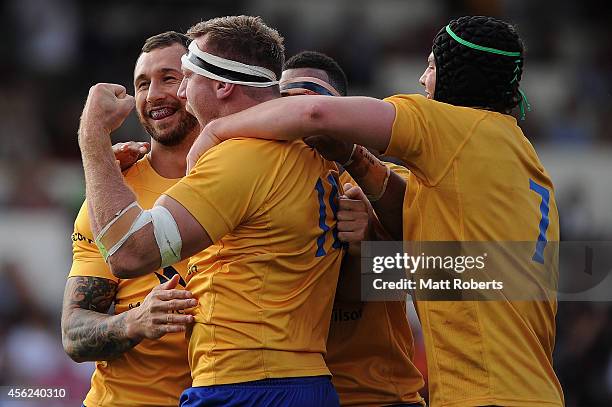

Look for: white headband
[181,41,279,87]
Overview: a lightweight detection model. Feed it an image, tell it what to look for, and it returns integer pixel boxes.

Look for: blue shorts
[180,376,339,407]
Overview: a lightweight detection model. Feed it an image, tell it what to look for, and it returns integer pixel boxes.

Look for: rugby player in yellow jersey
[280,51,425,407]
[189,15,564,407]
[76,16,343,407]
[62,32,200,406]
[62,32,200,407]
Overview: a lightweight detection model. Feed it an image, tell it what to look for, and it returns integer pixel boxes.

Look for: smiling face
[419,52,437,99]
[134,43,199,146]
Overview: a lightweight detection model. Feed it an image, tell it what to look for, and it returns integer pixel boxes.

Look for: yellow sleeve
[383,94,484,186]
[68,201,119,282]
[164,139,278,243]
[384,162,411,181]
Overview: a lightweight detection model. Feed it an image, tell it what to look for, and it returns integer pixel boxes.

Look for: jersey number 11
[314,174,342,257]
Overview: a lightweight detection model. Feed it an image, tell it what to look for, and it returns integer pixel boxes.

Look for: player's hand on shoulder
[187,122,223,173]
[125,274,197,341]
[338,183,372,244]
[79,83,135,137]
[113,141,150,171]
[303,135,354,164]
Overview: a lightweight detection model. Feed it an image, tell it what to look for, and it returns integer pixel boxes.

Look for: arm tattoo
[345,146,388,195]
[345,146,406,240]
[61,276,140,362]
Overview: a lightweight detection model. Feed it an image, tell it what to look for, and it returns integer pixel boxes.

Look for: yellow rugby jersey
[384,94,563,407]
[69,157,191,407]
[326,168,424,406]
[164,138,344,387]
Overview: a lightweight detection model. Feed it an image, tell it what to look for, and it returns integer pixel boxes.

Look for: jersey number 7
[530,179,550,264]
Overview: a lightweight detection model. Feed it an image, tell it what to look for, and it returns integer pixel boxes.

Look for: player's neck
[148,133,197,179]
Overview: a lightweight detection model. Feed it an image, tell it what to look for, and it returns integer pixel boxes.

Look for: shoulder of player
[383,93,434,113]
[385,93,489,118]
[383,93,428,104]
[198,137,297,166]
[213,137,289,149]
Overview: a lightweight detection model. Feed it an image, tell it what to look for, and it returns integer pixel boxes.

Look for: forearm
[79,127,161,277]
[62,309,141,362]
[210,96,394,152]
[372,171,405,240]
[345,146,405,240]
[370,215,395,242]
[211,96,316,143]
[61,276,141,362]
[335,251,363,303]
[79,126,137,236]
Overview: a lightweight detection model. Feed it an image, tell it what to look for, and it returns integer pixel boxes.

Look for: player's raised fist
[80,83,135,137]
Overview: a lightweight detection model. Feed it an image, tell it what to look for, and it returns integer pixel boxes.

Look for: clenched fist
[337,183,372,244]
[79,83,135,140]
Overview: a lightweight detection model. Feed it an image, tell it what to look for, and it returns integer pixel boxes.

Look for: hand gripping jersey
[326,167,424,406]
[383,94,563,407]
[164,138,344,387]
[69,157,191,407]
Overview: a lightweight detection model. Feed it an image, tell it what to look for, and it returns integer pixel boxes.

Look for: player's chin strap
[280,76,341,97]
[181,41,279,87]
[95,202,182,268]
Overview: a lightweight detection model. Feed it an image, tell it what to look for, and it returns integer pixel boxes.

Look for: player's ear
[215,82,235,100]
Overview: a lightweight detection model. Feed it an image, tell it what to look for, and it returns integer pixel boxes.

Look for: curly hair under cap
[432,16,524,113]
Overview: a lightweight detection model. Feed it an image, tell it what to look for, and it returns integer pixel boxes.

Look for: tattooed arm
[301,135,406,241]
[61,276,135,362]
[61,274,197,363]
[342,146,405,240]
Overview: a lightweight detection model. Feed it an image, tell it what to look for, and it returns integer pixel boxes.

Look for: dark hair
[284,51,348,96]
[432,16,524,113]
[141,31,190,53]
[187,16,285,79]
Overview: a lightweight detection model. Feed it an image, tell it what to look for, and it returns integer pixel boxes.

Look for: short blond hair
[187,15,285,78]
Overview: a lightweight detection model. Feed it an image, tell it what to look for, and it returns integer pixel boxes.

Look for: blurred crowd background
[0,0,610,405]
